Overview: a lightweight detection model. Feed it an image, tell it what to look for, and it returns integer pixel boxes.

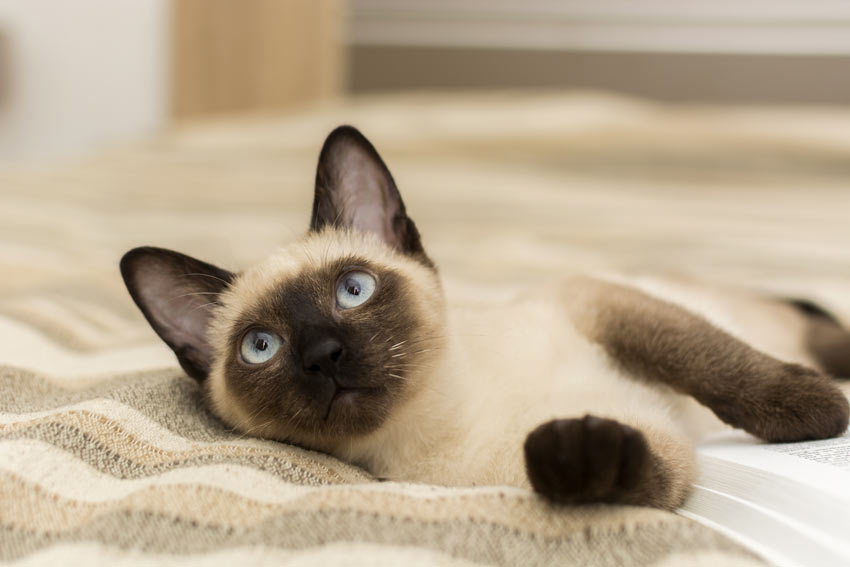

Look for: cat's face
[121,126,445,450]
[205,228,445,449]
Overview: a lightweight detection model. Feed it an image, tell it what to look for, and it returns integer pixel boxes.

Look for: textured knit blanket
[2,367,759,566]
[3,90,850,565]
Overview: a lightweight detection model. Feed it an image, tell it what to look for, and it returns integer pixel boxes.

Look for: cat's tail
[786,298,850,379]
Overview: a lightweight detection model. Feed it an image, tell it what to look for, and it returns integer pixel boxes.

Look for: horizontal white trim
[351,1,850,55]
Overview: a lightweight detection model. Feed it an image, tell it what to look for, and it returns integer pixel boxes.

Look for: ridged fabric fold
[1,366,763,565]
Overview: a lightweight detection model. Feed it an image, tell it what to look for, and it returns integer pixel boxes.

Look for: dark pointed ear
[120,247,234,381]
[311,125,433,267]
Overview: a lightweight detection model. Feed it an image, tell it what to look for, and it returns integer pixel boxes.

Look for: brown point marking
[786,299,850,378]
[524,415,691,510]
[563,277,849,443]
[218,256,432,447]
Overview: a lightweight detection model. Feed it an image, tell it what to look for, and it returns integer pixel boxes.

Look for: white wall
[0,0,168,163]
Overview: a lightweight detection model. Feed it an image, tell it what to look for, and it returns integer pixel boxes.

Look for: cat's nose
[302,337,345,377]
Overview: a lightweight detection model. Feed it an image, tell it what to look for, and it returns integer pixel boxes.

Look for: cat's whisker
[290,407,306,422]
[410,333,493,343]
[242,418,275,438]
[240,387,286,434]
[390,353,407,359]
[173,291,222,298]
[388,362,436,370]
[369,332,380,343]
[182,272,233,289]
[238,402,272,435]
[232,417,268,441]
[185,301,223,315]
[301,242,317,266]
[388,340,407,351]
[283,403,311,434]
[400,336,451,347]
[331,202,346,226]
[322,236,332,265]
[164,291,224,308]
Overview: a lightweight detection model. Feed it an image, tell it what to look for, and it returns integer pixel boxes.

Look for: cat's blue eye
[336,270,377,309]
[240,329,282,364]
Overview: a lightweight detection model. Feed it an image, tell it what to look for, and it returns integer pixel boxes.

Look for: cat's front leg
[523,415,694,510]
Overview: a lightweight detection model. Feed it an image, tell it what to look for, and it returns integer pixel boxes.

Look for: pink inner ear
[147,283,212,346]
[339,146,402,248]
[132,260,219,364]
[312,126,428,261]
[121,246,234,380]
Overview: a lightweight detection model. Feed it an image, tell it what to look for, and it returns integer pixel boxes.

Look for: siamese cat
[121,126,850,510]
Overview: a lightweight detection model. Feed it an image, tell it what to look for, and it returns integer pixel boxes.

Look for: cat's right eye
[240,328,282,364]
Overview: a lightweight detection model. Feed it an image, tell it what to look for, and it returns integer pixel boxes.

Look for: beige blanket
[4,90,850,565]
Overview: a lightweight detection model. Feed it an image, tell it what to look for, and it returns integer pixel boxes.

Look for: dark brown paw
[709,364,849,443]
[524,415,650,505]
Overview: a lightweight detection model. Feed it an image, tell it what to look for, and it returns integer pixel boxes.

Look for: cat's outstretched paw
[710,364,849,443]
[524,415,650,505]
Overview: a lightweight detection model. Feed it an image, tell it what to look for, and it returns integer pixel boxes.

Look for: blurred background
[1,0,850,161]
[1,0,850,375]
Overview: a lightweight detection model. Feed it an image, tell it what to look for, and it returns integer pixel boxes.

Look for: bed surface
[3,90,849,565]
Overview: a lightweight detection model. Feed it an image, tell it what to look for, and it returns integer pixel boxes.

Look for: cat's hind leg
[787,298,850,379]
[562,277,849,443]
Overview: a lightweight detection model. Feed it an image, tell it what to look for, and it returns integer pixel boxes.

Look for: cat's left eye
[240,329,282,364]
[336,270,377,309]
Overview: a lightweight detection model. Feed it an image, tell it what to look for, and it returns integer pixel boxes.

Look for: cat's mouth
[323,384,380,421]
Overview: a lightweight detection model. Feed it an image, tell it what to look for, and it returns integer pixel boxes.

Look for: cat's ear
[311,125,432,266]
[120,247,234,381]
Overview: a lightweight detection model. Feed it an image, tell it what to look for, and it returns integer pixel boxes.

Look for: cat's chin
[324,386,381,421]
[277,387,391,447]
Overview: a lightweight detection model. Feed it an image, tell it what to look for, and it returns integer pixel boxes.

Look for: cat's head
[120,126,446,451]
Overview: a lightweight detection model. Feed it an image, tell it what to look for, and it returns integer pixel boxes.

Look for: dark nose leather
[302,337,344,377]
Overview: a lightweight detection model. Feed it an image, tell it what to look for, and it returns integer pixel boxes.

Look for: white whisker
[185,301,221,315]
[183,272,233,288]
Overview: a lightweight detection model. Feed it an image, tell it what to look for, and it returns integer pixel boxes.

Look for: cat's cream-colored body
[124,126,849,511]
[333,275,816,492]
[338,290,695,488]
[204,229,817,501]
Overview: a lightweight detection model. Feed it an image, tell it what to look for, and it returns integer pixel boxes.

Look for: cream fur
[203,228,813,498]
[340,295,695,486]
